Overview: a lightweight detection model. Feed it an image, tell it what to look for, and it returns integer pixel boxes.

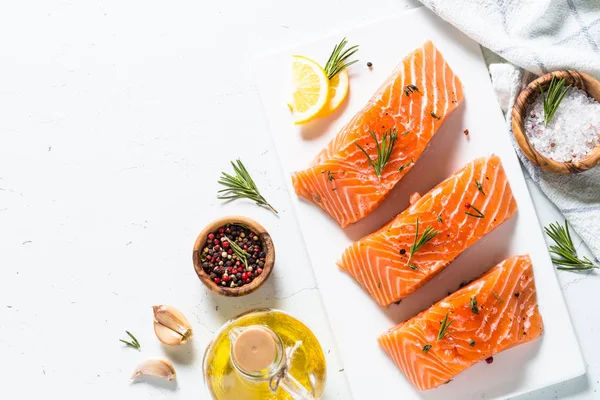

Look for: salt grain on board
[525,86,600,162]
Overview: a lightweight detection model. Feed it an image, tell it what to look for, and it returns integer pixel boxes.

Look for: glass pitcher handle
[269,370,315,400]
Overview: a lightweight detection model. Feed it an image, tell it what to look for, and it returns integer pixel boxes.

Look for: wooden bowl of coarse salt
[512,70,600,174]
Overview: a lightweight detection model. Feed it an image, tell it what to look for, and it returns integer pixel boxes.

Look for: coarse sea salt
[525,86,600,162]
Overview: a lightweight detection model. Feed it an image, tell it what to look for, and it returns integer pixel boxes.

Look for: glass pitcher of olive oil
[203,309,327,400]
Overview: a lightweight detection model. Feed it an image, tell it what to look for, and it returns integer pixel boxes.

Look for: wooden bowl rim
[192,216,275,297]
[511,70,600,174]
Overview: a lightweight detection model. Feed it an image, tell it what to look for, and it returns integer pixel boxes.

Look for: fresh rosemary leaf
[218,159,277,214]
[437,312,454,341]
[430,111,441,120]
[398,158,414,173]
[408,264,418,271]
[223,237,248,267]
[120,331,141,350]
[407,217,439,264]
[404,84,419,96]
[323,38,359,80]
[355,129,398,178]
[539,76,571,126]
[475,180,486,195]
[469,296,479,314]
[465,204,485,219]
[545,221,598,271]
[491,291,505,303]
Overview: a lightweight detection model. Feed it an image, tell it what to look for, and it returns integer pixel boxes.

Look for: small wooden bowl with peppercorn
[512,70,600,174]
[193,216,275,297]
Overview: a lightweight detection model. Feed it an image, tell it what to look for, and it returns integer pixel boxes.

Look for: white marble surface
[0,1,597,399]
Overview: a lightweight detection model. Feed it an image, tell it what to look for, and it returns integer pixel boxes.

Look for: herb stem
[223,237,249,267]
[465,204,485,219]
[539,76,571,126]
[437,312,454,341]
[545,220,597,270]
[407,217,439,264]
[355,129,398,178]
[120,331,141,349]
[324,38,359,80]
[218,159,278,214]
[475,180,486,195]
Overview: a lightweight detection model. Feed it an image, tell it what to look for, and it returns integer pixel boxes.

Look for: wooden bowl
[193,216,275,297]
[512,70,600,174]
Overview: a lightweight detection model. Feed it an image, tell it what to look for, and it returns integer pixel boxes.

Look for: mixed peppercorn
[200,224,266,288]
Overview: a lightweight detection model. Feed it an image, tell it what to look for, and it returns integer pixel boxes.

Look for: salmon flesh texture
[292,41,464,228]
[338,155,517,306]
[378,254,543,390]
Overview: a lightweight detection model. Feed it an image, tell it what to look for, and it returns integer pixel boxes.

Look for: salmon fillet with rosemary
[292,41,463,228]
[338,155,517,306]
[378,254,543,390]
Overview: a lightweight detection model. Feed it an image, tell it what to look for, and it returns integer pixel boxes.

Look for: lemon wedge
[290,55,330,124]
[320,69,349,116]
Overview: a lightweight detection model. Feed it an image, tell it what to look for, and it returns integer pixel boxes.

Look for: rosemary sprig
[545,221,598,270]
[474,180,486,195]
[465,204,485,219]
[539,76,571,126]
[223,237,249,267]
[437,312,454,341]
[218,159,277,214]
[355,129,398,178]
[407,217,439,264]
[120,331,141,350]
[323,38,359,80]
[469,296,479,315]
[430,111,441,120]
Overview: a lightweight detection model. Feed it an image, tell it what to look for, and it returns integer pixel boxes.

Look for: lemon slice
[320,69,349,116]
[291,55,330,124]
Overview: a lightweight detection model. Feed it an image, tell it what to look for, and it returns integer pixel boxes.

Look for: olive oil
[203,309,327,400]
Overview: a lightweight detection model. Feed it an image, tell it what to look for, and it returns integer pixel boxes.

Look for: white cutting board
[253,7,585,400]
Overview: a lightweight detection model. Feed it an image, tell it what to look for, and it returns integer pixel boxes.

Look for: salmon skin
[338,155,517,306]
[378,254,543,390]
[292,41,464,228]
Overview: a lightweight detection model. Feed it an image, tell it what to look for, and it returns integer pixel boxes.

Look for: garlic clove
[154,321,187,346]
[130,358,176,382]
[152,305,193,346]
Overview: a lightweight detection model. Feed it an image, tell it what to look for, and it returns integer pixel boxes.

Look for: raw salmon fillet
[338,155,517,306]
[292,41,463,228]
[378,254,543,390]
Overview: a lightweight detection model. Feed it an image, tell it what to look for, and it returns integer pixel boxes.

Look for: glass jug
[202,309,327,400]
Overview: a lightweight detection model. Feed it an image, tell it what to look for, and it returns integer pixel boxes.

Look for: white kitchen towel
[419,0,600,261]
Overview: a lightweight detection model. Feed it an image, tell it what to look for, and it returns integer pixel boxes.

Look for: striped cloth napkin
[419,0,600,261]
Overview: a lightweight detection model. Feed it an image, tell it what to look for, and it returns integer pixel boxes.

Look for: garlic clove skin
[152,305,193,346]
[130,358,176,382]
